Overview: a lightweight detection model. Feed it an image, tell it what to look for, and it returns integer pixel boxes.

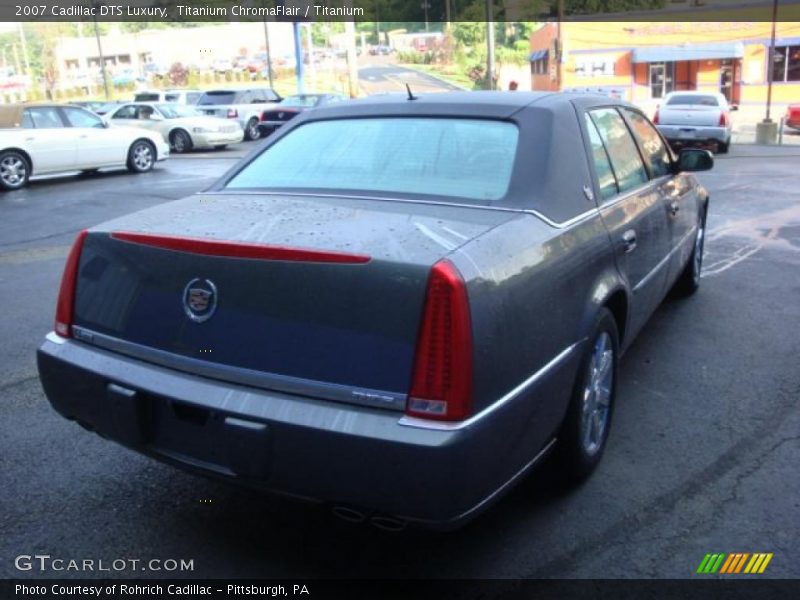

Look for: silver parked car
[196,88,282,141]
[654,91,733,153]
[37,92,712,529]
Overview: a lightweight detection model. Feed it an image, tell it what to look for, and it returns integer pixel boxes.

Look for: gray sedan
[37,92,712,529]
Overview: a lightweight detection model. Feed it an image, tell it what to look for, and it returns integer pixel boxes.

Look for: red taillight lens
[406,260,473,421]
[54,230,88,338]
[227,108,238,118]
[719,112,729,127]
[652,110,659,125]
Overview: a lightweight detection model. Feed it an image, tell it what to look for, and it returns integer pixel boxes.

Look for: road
[1,144,798,580]
[358,61,463,95]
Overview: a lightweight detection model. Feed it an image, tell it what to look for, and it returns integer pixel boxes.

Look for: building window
[649,62,675,99]
[772,45,800,82]
[530,56,549,75]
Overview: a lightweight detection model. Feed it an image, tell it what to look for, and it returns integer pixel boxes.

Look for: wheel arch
[1,147,34,174]
[130,137,157,159]
[579,269,630,351]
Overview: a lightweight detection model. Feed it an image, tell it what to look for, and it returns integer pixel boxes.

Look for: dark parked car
[37,92,712,529]
[258,93,346,135]
[196,88,282,140]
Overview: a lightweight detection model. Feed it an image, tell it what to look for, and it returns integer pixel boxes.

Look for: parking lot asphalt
[1,145,798,579]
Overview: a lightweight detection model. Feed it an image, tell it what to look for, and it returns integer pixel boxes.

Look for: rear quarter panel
[448,212,621,474]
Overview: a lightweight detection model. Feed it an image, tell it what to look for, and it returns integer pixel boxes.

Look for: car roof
[305,91,633,120]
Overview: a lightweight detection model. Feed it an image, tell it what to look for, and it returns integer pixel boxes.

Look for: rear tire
[244,118,261,141]
[672,208,707,297]
[170,129,192,154]
[126,140,155,173]
[0,150,30,191]
[552,308,619,486]
[717,140,730,154]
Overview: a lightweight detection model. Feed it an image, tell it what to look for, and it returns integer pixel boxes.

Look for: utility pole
[91,6,110,100]
[422,2,430,33]
[17,23,30,73]
[756,0,780,143]
[557,0,564,91]
[344,19,359,98]
[306,23,315,92]
[293,22,304,94]
[486,0,495,90]
[262,18,274,88]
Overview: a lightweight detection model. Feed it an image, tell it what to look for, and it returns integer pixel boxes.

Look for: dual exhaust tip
[331,506,407,532]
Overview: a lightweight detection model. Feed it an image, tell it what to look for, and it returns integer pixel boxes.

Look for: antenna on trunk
[406,84,418,101]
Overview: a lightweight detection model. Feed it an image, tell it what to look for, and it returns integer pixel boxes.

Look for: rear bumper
[657,124,730,145]
[192,130,244,148]
[37,334,565,528]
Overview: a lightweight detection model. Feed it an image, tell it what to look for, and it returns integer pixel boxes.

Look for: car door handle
[668,200,680,216]
[25,137,35,142]
[79,134,89,139]
[622,229,637,253]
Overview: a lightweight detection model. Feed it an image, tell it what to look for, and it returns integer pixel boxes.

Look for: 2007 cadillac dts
[37,92,712,529]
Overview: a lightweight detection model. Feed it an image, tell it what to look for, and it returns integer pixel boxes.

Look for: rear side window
[589,108,648,194]
[584,114,617,200]
[226,117,519,202]
[622,109,672,178]
[21,111,34,129]
[26,107,64,129]
[666,94,719,106]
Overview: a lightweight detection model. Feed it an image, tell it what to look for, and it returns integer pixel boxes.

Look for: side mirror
[676,148,714,172]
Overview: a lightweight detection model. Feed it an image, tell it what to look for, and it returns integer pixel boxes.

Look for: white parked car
[106,102,244,153]
[0,103,169,191]
[133,89,204,105]
[196,88,282,141]
[653,91,734,154]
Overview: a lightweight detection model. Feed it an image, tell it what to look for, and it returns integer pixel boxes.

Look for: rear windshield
[198,91,238,105]
[666,94,719,106]
[225,117,519,202]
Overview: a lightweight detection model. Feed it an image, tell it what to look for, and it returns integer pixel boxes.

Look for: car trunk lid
[660,104,724,127]
[72,193,517,411]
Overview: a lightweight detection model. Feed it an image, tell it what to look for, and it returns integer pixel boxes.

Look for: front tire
[0,150,30,191]
[126,140,155,173]
[553,308,619,485]
[170,129,192,154]
[672,208,707,297]
[244,118,261,141]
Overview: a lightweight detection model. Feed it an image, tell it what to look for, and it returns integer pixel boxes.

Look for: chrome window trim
[632,225,698,294]
[200,191,599,231]
[398,341,581,431]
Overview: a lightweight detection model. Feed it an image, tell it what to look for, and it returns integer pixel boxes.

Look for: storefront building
[529,22,800,111]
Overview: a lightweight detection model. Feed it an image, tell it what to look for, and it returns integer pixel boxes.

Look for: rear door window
[62,107,105,129]
[584,114,618,201]
[26,107,65,129]
[589,108,648,194]
[622,108,672,178]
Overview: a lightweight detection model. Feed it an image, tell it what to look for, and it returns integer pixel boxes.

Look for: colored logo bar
[697,553,773,574]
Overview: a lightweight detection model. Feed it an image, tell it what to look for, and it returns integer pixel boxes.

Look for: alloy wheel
[580,332,614,456]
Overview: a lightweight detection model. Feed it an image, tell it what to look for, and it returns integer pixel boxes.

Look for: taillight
[54,230,88,338]
[406,260,473,421]
[227,108,238,118]
[719,112,729,127]
[652,110,659,125]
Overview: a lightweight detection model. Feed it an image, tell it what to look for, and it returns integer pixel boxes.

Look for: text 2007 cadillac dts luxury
[37,92,713,529]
